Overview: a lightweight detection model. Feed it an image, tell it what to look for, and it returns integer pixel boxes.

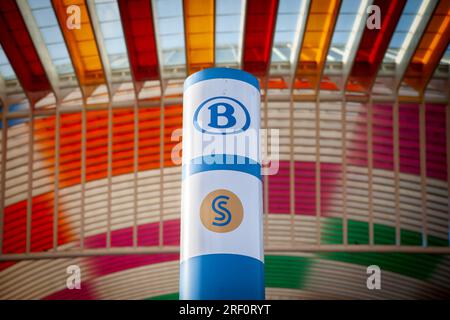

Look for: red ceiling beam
[347,0,407,92]
[242,0,279,78]
[118,0,160,83]
[0,0,52,103]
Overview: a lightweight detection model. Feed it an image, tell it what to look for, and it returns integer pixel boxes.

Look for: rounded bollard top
[184,67,260,92]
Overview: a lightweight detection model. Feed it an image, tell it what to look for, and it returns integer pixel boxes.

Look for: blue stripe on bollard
[182,154,261,181]
[179,253,265,300]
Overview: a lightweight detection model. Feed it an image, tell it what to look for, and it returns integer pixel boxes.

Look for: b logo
[200,189,243,233]
[193,96,250,135]
[208,102,236,129]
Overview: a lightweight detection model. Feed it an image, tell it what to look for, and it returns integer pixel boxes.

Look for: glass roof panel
[0,45,17,81]
[215,0,245,65]
[271,0,307,64]
[154,0,186,68]
[27,0,74,75]
[94,0,129,70]
[327,0,367,62]
[383,0,425,63]
[441,44,450,65]
[28,0,49,10]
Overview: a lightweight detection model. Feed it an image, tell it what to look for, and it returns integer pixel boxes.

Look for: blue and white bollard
[180,68,264,300]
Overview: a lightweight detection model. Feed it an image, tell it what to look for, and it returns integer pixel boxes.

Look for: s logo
[211,195,232,226]
[193,96,250,135]
[200,189,243,233]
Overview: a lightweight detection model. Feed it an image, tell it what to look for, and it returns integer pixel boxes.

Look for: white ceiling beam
[341,0,373,89]
[86,0,114,99]
[288,0,310,90]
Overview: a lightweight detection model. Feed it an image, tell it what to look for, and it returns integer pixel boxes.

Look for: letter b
[208,103,236,129]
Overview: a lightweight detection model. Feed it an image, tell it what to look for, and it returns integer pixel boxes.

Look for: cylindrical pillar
[180,68,264,299]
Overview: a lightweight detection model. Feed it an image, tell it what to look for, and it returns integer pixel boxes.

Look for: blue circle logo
[200,189,243,233]
[193,96,251,135]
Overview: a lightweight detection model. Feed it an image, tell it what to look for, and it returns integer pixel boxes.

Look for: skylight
[327,0,369,63]
[441,44,450,65]
[27,0,74,75]
[215,0,245,65]
[383,0,431,63]
[271,0,307,65]
[153,0,186,68]
[0,45,16,81]
[94,0,129,70]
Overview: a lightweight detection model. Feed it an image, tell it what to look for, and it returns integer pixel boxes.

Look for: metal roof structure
[0,0,449,299]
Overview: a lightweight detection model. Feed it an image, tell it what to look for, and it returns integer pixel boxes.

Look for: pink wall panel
[426,104,447,181]
[399,104,420,175]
